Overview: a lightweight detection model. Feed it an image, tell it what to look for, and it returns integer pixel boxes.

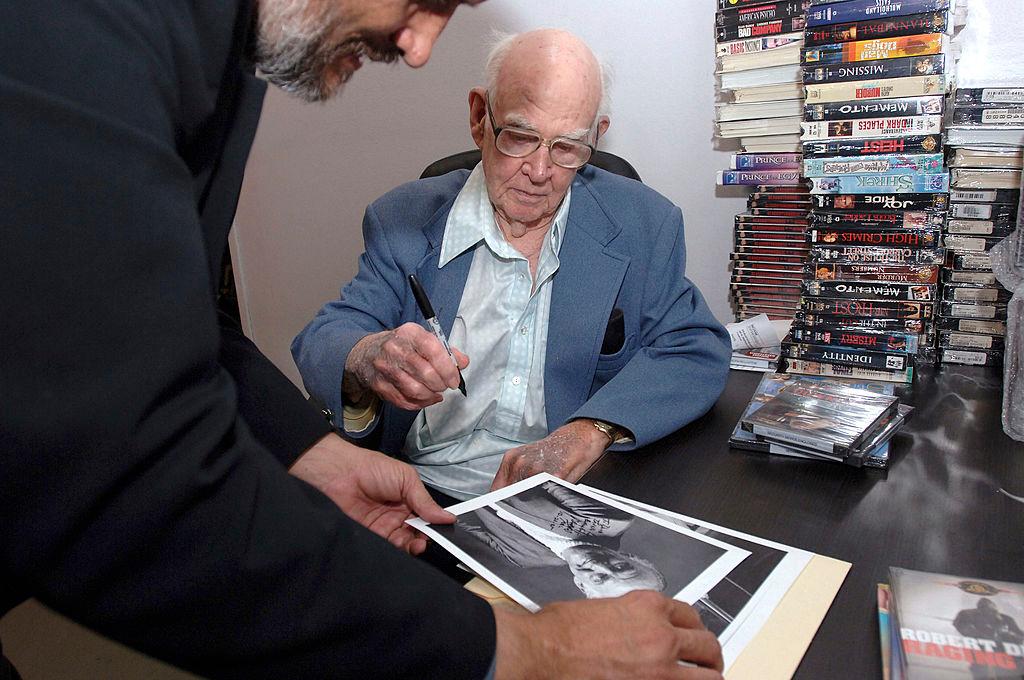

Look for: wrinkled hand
[344,322,469,410]
[490,420,610,491]
[493,591,723,679]
[290,433,454,554]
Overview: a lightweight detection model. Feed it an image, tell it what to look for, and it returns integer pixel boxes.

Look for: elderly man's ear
[468,87,487,148]
[596,115,610,140]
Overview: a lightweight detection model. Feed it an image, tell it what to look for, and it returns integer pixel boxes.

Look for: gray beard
[253,0,401,103]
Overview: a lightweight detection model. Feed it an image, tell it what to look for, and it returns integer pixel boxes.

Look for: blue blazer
[293,165,731,455]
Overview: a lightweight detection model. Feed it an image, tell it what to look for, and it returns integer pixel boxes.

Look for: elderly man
[2,4,723,680]
[293,29,731,502]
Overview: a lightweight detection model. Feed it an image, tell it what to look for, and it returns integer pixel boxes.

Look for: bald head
[485,29,609,124]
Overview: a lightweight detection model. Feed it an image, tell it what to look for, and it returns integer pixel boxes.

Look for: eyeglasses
[485,94,594,169]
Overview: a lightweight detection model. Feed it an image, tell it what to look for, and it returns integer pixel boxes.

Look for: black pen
[408,274,467,397]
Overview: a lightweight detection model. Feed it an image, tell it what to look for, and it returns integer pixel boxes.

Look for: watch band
[591,419,621,443]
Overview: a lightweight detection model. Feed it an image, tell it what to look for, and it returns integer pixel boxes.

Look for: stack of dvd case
[715,1,814,321]
[737,375,908,466]
[729,178,812,320]
[730,372,909,467]
[779,0,961,383]
[937,86,1023,366]
[715,0,810,154]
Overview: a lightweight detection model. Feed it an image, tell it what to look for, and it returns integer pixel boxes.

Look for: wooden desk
[581,365,1024,678]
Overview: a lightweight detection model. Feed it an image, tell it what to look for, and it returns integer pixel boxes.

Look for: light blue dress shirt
[404,164,570,500]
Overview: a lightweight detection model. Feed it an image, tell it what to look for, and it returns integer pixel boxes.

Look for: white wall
[231,1,751,388]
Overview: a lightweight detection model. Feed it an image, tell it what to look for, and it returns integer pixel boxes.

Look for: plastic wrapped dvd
[740,377,900,457]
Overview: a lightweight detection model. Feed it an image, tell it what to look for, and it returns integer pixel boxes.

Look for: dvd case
[781,357,913,383]
[804,75,946,103]
[803,279,935,301]
[803,135,942,158]
[803,153,944,176]
[740,377,900,456]
[782,341,911,371]
[953,87,1024,105]
[804,12,949,47]
[718,169,806,185]
[950,106,1024,126]
[717,0,809,27]
[810,191,947,210]
[948,188,1020,203]
[948,202,1018,221]
[804,96,943,121]
[803,54,944,83]
[801,115,943,141]
[802,297,935,319]
[939,348,1004,365]
[791,326,919,353]
[806,0,951,27]
[811,210,944,229]
[888,567,1024,678]
[802,34,945,66]
[934,317,1006,335]
[731,152,803,169]
[809,173,950,194]
[717,32,804,57]
[717,14,807,42]
[813,262,939,283]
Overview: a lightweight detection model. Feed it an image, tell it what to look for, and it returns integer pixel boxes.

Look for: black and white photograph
[582,487,814,668]
[410,474,749,612]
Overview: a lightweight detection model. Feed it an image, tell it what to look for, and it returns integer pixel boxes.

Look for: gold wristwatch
[591,419,622,444]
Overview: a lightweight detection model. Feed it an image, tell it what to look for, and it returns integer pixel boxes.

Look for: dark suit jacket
[0,2,494,677]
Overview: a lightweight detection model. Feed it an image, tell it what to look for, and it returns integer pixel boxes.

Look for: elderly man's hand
[344,323,468,411]
[492,591,724,679]
[290,433,454,554]
[490,420,611,491]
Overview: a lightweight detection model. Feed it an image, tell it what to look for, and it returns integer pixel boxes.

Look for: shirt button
[511,375,522,386]
[519,326,529,335]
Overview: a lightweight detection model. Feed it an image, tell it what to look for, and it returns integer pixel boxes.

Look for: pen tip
[458,374,467,397]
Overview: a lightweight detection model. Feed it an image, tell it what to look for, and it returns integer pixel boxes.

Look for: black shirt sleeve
[0,3,495,678]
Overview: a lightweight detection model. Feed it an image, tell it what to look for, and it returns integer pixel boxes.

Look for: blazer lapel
[384,205,474,452]
[545,172,629,428]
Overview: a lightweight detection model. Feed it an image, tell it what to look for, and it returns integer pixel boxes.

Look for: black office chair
[420,148,642,182]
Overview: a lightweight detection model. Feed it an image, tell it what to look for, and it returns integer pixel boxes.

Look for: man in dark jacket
[0,2,722,678]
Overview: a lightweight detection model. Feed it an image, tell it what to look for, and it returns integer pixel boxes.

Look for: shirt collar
[439,163,570,268]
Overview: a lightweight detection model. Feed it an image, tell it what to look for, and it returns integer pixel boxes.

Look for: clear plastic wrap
[990,188,1024,441]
